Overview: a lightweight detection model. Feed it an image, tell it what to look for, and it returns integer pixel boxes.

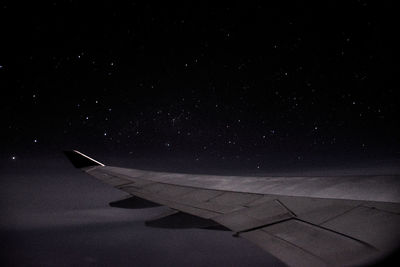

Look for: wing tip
[64,150,105,168]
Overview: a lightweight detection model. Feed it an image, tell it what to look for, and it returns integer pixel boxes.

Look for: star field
[1,1,398,168]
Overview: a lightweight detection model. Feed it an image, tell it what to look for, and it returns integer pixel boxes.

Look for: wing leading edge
[65,150,400,266]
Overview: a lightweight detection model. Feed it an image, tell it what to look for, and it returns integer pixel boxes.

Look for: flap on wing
[213,200,293,233]
[241,219,378,267]
[321,205,400,251]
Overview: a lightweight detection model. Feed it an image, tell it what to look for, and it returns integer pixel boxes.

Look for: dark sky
[0,1,399,266]
[1,0,398,165]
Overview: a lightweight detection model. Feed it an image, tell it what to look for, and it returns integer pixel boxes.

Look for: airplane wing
[64,150,400,266]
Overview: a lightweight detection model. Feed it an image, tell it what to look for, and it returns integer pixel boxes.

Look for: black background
[0,1,399,266]
[1,1,398,163]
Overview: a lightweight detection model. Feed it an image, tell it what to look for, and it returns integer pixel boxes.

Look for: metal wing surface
[65,150,400,266]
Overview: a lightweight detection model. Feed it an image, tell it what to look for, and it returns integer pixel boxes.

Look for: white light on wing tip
[73,150,105,166]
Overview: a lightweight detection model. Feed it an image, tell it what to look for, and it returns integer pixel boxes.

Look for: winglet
[64,150,105,168]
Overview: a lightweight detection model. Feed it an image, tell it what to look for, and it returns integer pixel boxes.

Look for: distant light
[34,139,37,143]
[104,132,107,136]
[12,156,16,160]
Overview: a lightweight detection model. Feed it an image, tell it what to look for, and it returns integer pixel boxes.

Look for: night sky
[2,0,399,164]
[1,1,399,266]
